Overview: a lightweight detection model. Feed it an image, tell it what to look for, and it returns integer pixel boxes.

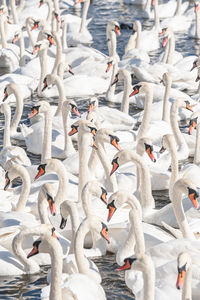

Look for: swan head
[116,257,137,271]
[188,116,198,135]
[82,180,108,205]
[28,101,50,118]
[129,82,151,97]
[137,137,156,163]
[88,97,98,112]
[40,183,57,216]
[110,149,133,176]
[176,252,192,290]
[27,227,59,258]
[90,216,110,244]
[172,98,193,112]
[173,178,199,209]
[107,190,128,221]
[95,128,121,151]
[160,72,172,86]
[68,120,97,136]
[2,83,19,102]
[106,55,119,72]
[34,163,47,181]
[4,164,28,190]
[107,20,121,36]
[12,30,21,44]
[116,254,153,273]
[63,100,80,117]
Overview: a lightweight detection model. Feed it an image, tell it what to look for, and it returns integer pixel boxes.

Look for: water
[0,0,197,298]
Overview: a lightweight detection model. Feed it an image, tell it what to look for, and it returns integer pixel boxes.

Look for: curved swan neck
[62,105,75,156]
[51,161,69,207]
[135,21,141,49]
[80,0,90,33]
[41,109,52,163]
[137,85,153,140]
[162,76,172,123]
[172,180,195,239]
[38,188,51,224]
[61,22,68,50]
[51,33,63,76]
[26,18,35,48]
[153,0,160,31]
[3,104,11,147]
[16,0,25,14]
[194,123,200,164]
[10,85,24,134]
[18,31,26,67]
[120,70,132,114]
[95,142,118,192]
[195,6,200,39]
[106,61,118,100]
[15,166,31,212]
[54,75,65,116]
[74,218,94,277]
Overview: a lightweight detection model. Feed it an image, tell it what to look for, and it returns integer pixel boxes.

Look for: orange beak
[115,26,121,36]
[195,4,199,13]
[27,245,39,258]
[186,103,193,112]
[111,139,121,151]
[39,0,43,7]
[129,88,139,97]
[4,177,10,191]
[88,103,94,112]
[68,126,78,136]
[52,229,59,239]
[28,107,38,118]
[110,161,119,176]
[75,0,83,4]
[176,270,186,290]
[189,192,199,209]
[101,226,110,244]
[146,147,156,162]
[3,90,8,102]
[92,141,98,150]
[48,199,56,216]
[42,81,47,92]
[34,167,45,181]
[101,189,108,205]
[48,36,55,45]
[188,120,197,135]
[31,23,39,31]
[91,129,96,136]
[106,62,112,73]
[159,28,166,36]
[116,260,132,271]
[107,205,116,222]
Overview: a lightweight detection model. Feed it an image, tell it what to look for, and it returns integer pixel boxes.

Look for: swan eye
[177,263,187,274]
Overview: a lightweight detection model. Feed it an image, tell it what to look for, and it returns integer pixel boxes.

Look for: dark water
[0,0,197,298]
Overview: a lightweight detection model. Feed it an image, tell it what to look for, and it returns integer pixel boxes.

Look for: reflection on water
[0,0,196,298]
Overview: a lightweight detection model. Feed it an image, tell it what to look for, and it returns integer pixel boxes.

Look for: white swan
[0,102,31,168]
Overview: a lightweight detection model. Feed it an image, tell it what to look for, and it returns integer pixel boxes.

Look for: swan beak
[7,17,11,24]
[48,36,55,45]
[75,0,83,4]
[31,23,39,31]
[190,62,197,71]
[110,161,119,176]
[32,45,40,55]
[68,126,78,136]
[28,107,39,118]
[195,4,199,13]
[27,245,39,258]
[88,103,94,112]
[12,35,19,44]
[162,37,168,47]
[48,197,56,216]
[91,128,97,136]
[188,119,197,135]
[39,0,43,7]
[196,75,200,82]
[185,103,193,112]
[52,229,59,240]
[4,177,10,191]
[106,62,112,73]
[116,260,132,271]
[111,74,119,86]
[129,87,140,97]
[72,106,80,117]
[159,146,166,154]
[115,26,121,36]
[176,270,186,290]
[34,167,45,181]
[2,90,8,102]
[68,66,74,76]
[111,139,121,151]
[101,224,110,244]
[189,191,199,209]
[42,81,48,92]
[15,0,18,4]
[100,187,108,205]
[60,216,67,229]
[92,141,98,150]
[107,205,116,222]
[145,144,156,163]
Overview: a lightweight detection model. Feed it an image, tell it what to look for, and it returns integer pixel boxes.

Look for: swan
[0,9,20,72]
[21,99,80,161]
[67,0,92,47]
[110,149,200,227]
[106,20,120,59]
[188,1,200,40]
[2,82,24,139]
[11,29,33,66]
[0,103,31,168]
[27,219,108,300]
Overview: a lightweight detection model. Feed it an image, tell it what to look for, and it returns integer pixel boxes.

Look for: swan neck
[135,23,141,49]
[167,34,175,65]
[154,0,160,31]
[10,0,19,24]
[65,201,79,254]
[11,86,23,134]
[167,136,179,200]
[3,105,11,147]
[62,108,74,155]
[15,167,31,212]
[162,79,171,123]
[62,23,68,50]
[54,76,65,116]
[41,109,52,163]
[16,0,25,14]
[0,15,7,48]
[26,19,35,48]
[195,8,200,39]
[143,264,155,300]
[52,34,62,76]
[194,124,200,164]
[38,47,48,97]
[80,0,90,33]
[175,0,182,16]
[121,71,132,114]
[38,189,50,224]
[106,62,118,100]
